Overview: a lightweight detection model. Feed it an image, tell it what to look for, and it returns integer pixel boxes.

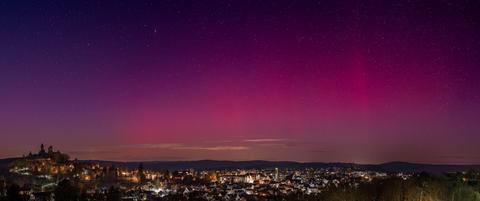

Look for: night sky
[1,0,480,164]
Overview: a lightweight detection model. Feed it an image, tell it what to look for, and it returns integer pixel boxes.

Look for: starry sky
[1,0,480,164]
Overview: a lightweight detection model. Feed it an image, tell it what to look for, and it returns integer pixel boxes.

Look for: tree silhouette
[54,179,79,201]
[138,162,146,183]
[106,186,121,201]
[6,184,22,201]
[79,191,89,201]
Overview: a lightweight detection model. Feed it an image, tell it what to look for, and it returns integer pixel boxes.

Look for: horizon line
[2,155,480,166]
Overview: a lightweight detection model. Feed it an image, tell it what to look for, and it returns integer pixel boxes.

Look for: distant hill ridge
[1,158,480,172]
[78,160,480,172]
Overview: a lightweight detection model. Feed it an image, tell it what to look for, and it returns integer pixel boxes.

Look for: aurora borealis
[1,0,479,164]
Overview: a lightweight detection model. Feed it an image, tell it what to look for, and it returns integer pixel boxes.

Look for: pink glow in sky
[1,0,479,164]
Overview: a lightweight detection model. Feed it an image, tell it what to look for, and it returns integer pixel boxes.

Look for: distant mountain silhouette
[77,160,480,172]
[1,157,479,172]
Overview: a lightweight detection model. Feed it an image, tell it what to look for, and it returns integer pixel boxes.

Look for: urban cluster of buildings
[1,145,411,201]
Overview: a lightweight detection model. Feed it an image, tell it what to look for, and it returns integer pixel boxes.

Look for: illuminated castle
[9,144,74,178]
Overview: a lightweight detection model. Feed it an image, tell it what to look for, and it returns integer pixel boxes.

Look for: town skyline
[1,143,479,201]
